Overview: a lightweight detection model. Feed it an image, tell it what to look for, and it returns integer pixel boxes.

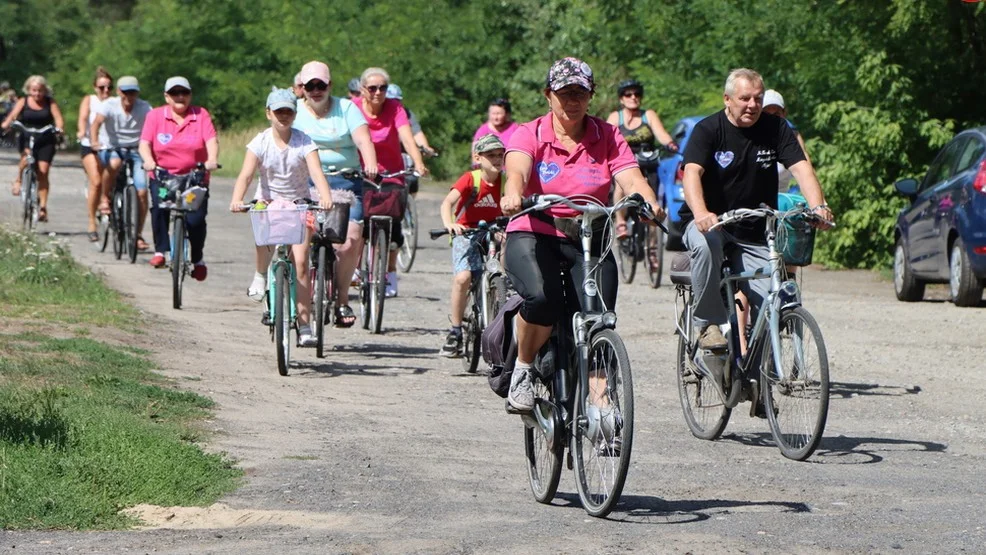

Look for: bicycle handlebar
[518,193,667,232]
[429,216,509,240]
[9,121,58,135]
[235,198,324,212]
[712,205,835,230]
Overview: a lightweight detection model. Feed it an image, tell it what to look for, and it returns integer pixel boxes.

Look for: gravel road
[2,151,984,554]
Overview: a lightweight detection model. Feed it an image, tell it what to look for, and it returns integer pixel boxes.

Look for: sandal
[98,200,111,215]
[38,207,48,223]
[136,236,149,251]
[335,304,357,328]
[88,231,100,242]
[615,222,628,239]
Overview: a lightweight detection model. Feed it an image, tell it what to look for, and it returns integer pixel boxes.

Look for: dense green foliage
[3,0,984,267]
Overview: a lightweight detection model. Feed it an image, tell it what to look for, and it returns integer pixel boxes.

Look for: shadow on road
[829,381,922,398]
[551,491,810,523]
[334,342,437,359]
[813,434,947,464]
[303,359,430,377]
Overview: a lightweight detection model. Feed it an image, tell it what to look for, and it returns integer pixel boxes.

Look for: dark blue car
[893,127,986,306]
[658,116,704,250]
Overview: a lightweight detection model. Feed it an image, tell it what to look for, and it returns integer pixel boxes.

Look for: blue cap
[266,88,297,112]
[386,84,403,100]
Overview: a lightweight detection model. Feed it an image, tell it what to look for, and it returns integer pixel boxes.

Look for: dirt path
[2,151,984,553]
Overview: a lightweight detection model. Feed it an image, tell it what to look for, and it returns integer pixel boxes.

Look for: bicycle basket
[779,214,816,266]
[250,205,308,246]
[177,186,208,211]
[314,202,350,244]
[362,186,407,220]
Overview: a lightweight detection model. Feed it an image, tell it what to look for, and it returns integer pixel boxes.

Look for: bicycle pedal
[261,311,272,326]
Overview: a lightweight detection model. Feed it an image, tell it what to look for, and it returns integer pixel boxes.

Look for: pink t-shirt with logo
[472,121,519,147]
[505,113,637,238]
[140,105,217,176]
[355,98,409,174]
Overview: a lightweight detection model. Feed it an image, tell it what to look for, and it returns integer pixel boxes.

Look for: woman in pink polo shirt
[138,76,219,279]
[498,57,665,412]
[355,67,428,298]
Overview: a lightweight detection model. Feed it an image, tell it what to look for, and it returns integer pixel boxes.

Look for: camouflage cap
[473,133,505,154]
[546,57,594,92]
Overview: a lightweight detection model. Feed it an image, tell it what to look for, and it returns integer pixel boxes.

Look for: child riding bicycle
[438,133,505,357]
[229,88,333,347]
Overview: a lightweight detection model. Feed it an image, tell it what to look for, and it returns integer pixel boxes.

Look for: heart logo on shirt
[157,133,173,145]
[714,151,734,168]
[538,161,561,183]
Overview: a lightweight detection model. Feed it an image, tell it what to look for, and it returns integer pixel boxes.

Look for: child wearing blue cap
[230,88,333,347]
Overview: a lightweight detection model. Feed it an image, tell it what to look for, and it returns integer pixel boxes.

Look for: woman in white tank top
[78,67,113,241]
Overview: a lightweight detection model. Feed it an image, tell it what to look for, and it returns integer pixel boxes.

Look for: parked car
[657,115,704,250]
[893,127,986,306]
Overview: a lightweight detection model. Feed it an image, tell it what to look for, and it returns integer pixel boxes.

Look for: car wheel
[894,239,925,302]
[949,238,983,307]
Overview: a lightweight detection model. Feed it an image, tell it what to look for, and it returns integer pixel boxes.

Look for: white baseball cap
[763,89,785,109]
[164,76,191,93]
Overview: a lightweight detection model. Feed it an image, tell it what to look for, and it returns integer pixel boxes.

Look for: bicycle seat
[670,252,691,285]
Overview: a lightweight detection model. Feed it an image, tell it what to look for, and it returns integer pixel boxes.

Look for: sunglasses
[96,85,112,91]
[167,88,191,96]
[622,91,642,98]
[555,88,591,102]
[304,81,329,92]
[364,84,388,94]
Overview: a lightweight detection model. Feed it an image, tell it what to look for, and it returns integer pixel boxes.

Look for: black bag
[482,294,524,397]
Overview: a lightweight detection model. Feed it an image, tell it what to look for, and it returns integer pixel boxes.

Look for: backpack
[482,294,523,397]
[455,170,505,222]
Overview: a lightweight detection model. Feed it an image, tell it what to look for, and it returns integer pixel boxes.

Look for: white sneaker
[247,274,266,302]
[385,271,398,298]
[507,365,535,411]
[298,325,317,348]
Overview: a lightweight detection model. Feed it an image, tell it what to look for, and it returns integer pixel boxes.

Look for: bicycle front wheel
[124,186,139,263]
[274,267,291,376]
[370,227,388,334]
[524,376,563,504]
[397,195,417,272]
[112,191,125,260]
[461,297,481,374]
[616,220,636,284]
[359,240,371,330]
[313,245,327,359]
[573,328,634,518]
[676,308,730,440]
[21,167,35,231]
[171,217,185,310]
[761,306,830,461]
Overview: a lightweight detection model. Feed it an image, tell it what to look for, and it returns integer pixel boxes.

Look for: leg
[185,197,209,264]
[82,152,103,232]
[505,233,566,364]
[735,290,750,355]
[11,149,27,195]
[734,242,772,324]
[449,270,472,327]
[100,154,121,213]
[291,241,312,326]
[683,221,729,349]
[36,161,51,211]
[149,178,171,259]
[335,221,364,307]
[129,151,150,244]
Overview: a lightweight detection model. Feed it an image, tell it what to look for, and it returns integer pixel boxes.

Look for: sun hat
[266,88,297,112]
[164,76,191,93]
[546,57,595,91]
[299,61,330,85]
[473,134,505,154]
[117,76,140,92]
[386,84,403,100]
[763,89,785,109]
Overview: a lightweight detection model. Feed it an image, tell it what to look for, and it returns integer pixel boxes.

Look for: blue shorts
[451,235,483,274]
[313,174,364,223]
[100,148,148,191]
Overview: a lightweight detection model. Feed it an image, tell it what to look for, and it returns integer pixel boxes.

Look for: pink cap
[299,61,330,85]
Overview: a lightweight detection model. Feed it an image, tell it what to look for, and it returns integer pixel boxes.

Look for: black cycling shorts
[19,135,56,163]
[504,231,618,327]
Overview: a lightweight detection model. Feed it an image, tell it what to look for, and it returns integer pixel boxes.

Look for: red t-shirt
[452,170,503,227]
[355,98,409,174]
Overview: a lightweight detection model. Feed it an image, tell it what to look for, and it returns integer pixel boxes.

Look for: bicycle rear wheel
[313,245,328,359]
[274,267,291,376]
[370,227,388,334]
[124,186,139,263]
[616,220,636,284]
[644,221,665,288]
[524,376,563,504]
[461,296,481,374]
[397,195,417,272]
[675,308,730,440]
[761,306,829,461]
[171,216,185,309]
[359,240,371,330]
[486,273,508,324]
[573,328,634,518]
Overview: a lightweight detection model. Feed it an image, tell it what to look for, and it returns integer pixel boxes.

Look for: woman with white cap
[138,76,219,278]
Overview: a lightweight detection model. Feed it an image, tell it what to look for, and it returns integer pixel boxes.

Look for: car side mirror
[894,178,919,197]
[671,121,687,143]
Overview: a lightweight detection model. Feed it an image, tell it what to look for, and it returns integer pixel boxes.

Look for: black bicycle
[101,147,140,263]
[615,147,667,288]
[153,165,210,310]
[9,121,57,232]
[309,199,351,358]
[429,217,509,373]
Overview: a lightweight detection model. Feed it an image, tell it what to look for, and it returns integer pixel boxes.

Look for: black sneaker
[439,331,463,358]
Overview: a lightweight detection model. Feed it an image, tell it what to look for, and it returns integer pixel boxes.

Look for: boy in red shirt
[438,134,505,358]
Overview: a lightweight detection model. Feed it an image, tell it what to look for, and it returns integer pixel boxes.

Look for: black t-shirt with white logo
[679,110,805,242]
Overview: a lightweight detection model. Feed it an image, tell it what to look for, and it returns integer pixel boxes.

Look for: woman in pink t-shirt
[498,57,665,413]
[138,76,219,278]
[356,67,428,297]
[471,98,519,148]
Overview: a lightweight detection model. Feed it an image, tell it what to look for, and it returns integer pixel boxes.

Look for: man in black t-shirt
[681,68,833,350]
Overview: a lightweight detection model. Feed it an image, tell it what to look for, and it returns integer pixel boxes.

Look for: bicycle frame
[267,244,299,331]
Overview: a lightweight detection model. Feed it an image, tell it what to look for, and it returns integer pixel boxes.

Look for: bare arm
[606,111,620,126]
[89,113,106,150]
[50,100,65,130]
[795,131,811,164]
[787,159,833,227]
[398,124,427,176]
[77,96,90,141]
[1,98,25,130]
[500,151,532,216]
[682,162,716,232]
[351,124,378,179]
[613,167,665,221]
[229,150,259,211]
[440,188,466,234]
[205,136,219,170]
[305,150,333,210]
[139,140,157,171]
[645,109,674,147]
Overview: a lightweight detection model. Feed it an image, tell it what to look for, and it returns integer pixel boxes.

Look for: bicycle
[508,192,659,518]
[429,216,509,373]
[671,204,831,461]
[309,199,351,359]
[615,146,667,288]
[153,165,210,310]
[9,121,57,232]
[396,146,437,273]
[101,147,140,263]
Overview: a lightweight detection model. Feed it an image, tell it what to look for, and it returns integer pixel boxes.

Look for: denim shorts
[99,148,148,191]
[451,235,483,274]
[315,174,364,223]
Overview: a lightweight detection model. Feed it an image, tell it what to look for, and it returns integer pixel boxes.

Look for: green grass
[215,125,267,179]
[0,228,241,530]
